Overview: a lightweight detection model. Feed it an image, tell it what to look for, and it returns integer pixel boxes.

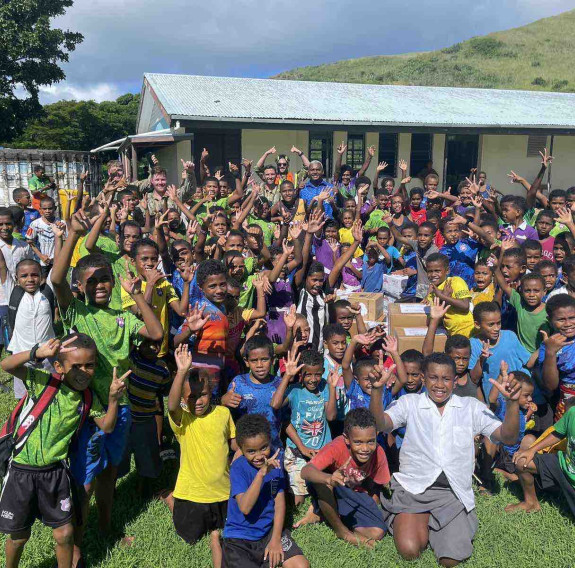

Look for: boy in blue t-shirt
[271,349,337,506]
[221,335,284,449]
[362,227,403,292]
[488,364,536,476]
[439,217,480,289]
[222,414,309,568]
[537,294,575,421]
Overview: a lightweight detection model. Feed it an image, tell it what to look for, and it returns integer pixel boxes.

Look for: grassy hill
[276,10,575,91]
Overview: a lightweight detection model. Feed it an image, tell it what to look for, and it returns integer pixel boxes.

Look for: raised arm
[255,146,276,178]
[168,344,192,426]
[328,219,362,288]
[51,211,91,312]
[368,355,397,433]
[333,141,346,180]
[291,145,310,169]
[357,145,375,177]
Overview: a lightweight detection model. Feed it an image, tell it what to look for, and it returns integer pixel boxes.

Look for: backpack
[7,283,56,340]
[0,375,92,479]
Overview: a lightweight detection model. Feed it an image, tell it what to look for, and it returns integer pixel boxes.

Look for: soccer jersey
[14,368,103,467]
[425,276,474,337]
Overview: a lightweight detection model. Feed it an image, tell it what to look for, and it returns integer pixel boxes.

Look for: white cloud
[36,0,575,102]
[38,82,122,104]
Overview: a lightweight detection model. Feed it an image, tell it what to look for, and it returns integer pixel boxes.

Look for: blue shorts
[69,405,131,486]
[308,483,387,532]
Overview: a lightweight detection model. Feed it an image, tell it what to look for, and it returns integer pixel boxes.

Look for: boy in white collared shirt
[369,352,521,567]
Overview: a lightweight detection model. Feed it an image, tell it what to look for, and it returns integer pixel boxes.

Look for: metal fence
[0,149,102,207]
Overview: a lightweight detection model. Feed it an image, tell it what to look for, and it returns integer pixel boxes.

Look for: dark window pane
[378,133,398,178]
[346,134,364,172]
[309,132,332,175]
[410,133,433,179]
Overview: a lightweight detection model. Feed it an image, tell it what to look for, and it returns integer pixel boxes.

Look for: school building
[92,73,575,192]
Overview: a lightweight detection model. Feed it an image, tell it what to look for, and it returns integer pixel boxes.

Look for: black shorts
[173,498,227,544]
[494,447,517,474]
[534,453,575,516]
[222,529,304,568]
[0,462,73,534]
[118,418,162,479]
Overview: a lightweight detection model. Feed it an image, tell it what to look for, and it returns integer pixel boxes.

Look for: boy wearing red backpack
[0,334,127,568]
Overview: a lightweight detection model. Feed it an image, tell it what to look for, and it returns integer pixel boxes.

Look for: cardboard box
[382,274,408,299]
[349,314,386,337]
[388,302,429,331]
[395,327,447,354]
[349,292,385,321]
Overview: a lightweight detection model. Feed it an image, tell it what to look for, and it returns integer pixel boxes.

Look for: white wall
[241,129,309,174]
[549,135,575,189]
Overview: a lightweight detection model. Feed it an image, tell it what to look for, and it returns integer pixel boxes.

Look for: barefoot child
[168,344,236,568]
[0,334,127,568]
[301,408,389,548]
[507,401,575,516]
[271,349,337,506]
[222,414,309,568]
[371,352,522,566]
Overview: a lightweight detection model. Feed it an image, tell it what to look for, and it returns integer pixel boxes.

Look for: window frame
[346,134,365,173]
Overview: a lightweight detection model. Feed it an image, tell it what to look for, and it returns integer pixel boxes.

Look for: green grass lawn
[0,375,574,568]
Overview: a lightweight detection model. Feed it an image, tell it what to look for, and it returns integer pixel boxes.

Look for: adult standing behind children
[370,352,521,567]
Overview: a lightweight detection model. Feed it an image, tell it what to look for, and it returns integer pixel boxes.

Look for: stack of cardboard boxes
[335,291,447,354]
[388,303,447,354]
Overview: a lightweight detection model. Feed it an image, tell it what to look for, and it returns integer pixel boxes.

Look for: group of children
[0,145,574,568]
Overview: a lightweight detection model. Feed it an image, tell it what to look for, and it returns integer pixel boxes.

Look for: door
[308,132,333,177]
[192,130,241,177]
[444,134,479,192]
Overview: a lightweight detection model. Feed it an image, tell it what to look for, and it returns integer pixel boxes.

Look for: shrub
[531,77,547,86]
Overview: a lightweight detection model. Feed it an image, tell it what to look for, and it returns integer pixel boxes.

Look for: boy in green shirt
[0,334,128,568]
[507,404,575,515]
[51,210,164,566]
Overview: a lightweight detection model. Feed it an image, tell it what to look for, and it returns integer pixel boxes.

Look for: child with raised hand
[488,362,536,480]
[270,349,337,506]
[222,414,309,568]
[422,298,484,401]
[506,402,575,516]
[0,334,127,568]
[371,352,522,566]
[342,335,405,411]
[50,210,163,563]
[438,216,480,289]
[493,257,549,354]
[222,335,284,449]
[301,408,390,548]
[322,323,349,434]
[425,252,474,337]
[122,238,190,359]
[537,294,575,420]
[167,343,236,568]
[499,195,538,244]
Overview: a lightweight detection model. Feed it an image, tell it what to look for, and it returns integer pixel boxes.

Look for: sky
[38,0,575,104]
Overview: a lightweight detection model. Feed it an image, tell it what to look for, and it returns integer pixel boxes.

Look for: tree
[8,94,140,151]
[0,0,83,142]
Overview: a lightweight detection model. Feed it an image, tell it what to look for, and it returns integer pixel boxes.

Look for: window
[409,133,433,179]
[308,132,332,175]
[378,133,398,177]
[526,134,548,157]
[346,134,365,172]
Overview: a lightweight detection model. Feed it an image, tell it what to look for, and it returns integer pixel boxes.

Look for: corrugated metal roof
[144,73,575,129]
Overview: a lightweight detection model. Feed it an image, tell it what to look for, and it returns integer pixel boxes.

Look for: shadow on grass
[79,421,181,567]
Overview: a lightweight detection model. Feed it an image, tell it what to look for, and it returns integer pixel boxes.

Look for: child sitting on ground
[301,408,390,548]
[222,414,309,568]
[167,344,236,568]
[0,334,127,568]
[488,363,536,480]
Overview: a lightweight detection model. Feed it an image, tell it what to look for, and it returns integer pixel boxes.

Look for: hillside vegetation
[276,10,575,91]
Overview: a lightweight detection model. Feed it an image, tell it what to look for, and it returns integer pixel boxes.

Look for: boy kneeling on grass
[0,334,127,568]
[222,414,309,568]
[301,408,390,548]
[370,352,521,567]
